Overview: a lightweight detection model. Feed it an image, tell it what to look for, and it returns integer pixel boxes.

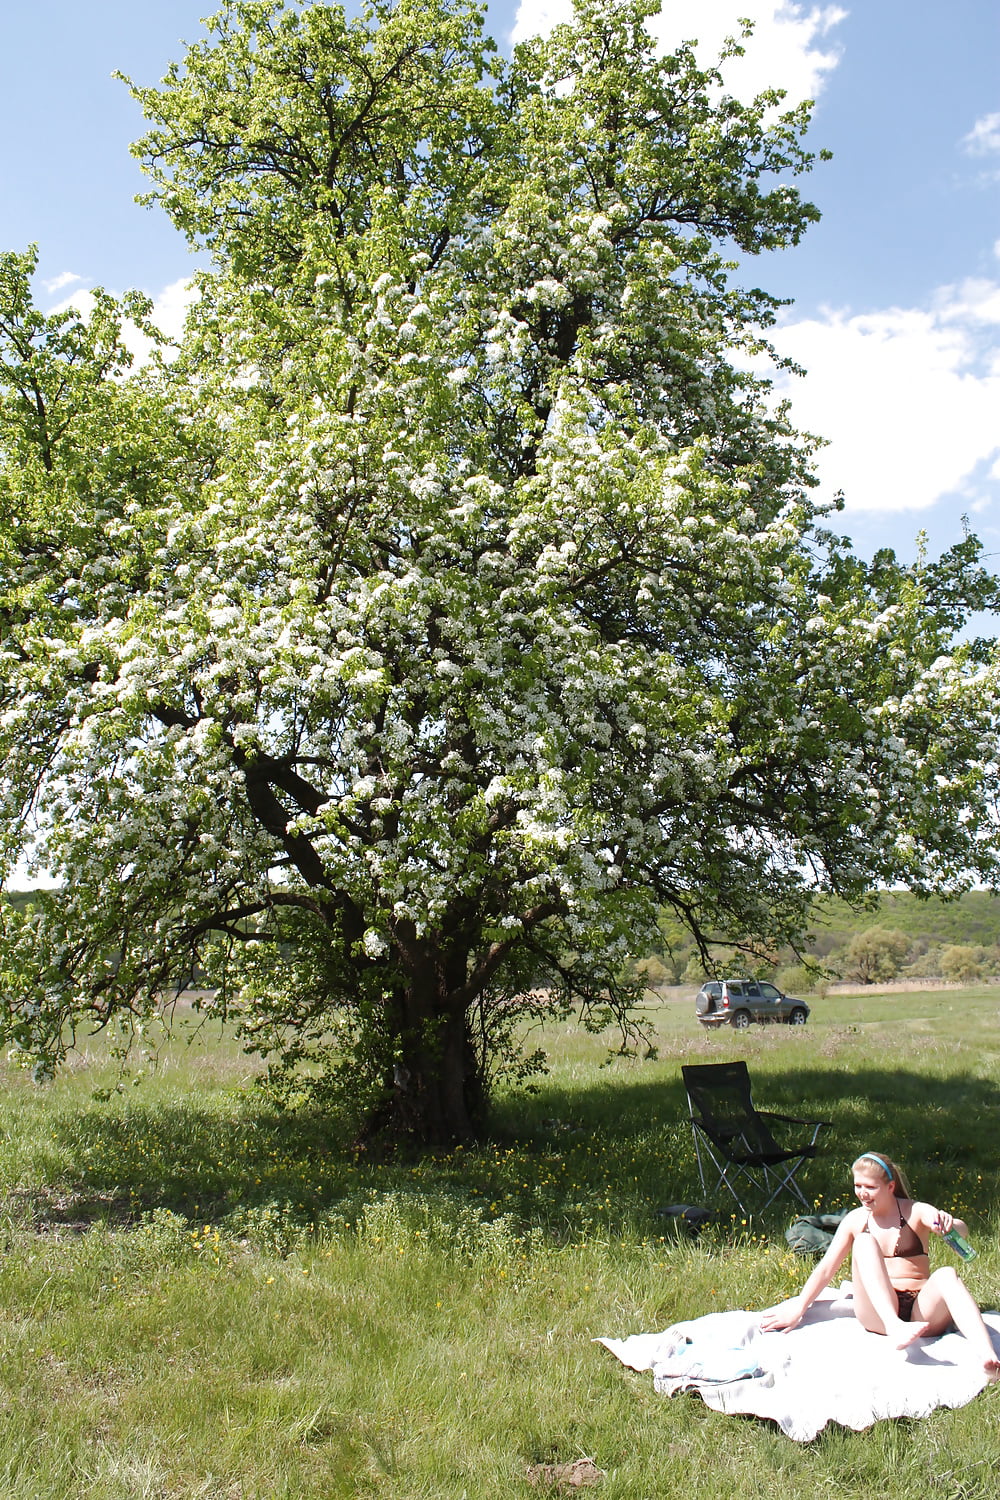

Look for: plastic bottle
[942,1227,977,1261]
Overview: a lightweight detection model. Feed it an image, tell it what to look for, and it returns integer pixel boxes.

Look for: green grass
[2,989,1000,1497]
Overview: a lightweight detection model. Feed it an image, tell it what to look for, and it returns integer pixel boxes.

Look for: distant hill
[2,890,38,915]
[806,891,1000,954]
[641,888,1000,988]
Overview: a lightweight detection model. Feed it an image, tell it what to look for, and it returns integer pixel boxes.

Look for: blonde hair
[852,1152,912,1198]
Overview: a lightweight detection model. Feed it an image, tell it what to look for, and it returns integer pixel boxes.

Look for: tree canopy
[2,0,998,1141]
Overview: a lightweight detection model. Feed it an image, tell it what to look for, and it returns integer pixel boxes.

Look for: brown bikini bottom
[896,1288,919,1321]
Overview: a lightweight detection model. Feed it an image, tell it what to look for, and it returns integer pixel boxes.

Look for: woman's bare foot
[893,1319,931,1349]
[982,1356,1000,1381]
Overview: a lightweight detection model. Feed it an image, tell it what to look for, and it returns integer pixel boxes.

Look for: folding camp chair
[681,1061,831,1214]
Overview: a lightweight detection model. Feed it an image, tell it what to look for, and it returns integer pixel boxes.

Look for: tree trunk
[369,956,487,1145]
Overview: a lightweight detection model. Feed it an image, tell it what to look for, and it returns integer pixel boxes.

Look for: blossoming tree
[2,0,998,1141]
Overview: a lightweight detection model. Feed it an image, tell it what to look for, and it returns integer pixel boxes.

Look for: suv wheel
[730,1010,752,1030]
[788,1007,808,1025]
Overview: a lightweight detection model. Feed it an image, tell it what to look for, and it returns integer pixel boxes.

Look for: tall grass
[1,988,999,1497]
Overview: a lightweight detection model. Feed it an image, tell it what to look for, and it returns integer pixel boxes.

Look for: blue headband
[856,1152,893,1180]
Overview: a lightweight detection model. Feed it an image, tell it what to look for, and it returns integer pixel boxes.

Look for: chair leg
[715,1168,750,1215]
[691,1127,707,1197]
[759,1161,812,1211]
[690,1127,750,1213]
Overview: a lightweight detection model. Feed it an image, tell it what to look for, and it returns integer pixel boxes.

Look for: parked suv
[695,978,809,1029]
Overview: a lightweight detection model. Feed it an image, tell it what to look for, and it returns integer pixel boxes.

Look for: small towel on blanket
[597,1284,1000,1441]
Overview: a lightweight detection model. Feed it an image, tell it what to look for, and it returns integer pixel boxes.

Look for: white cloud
[647,1,846,103]
[510,0,847,103]
[145,277,198,350]
[42,270,84,296]
[510,0,568,41]
[933,276,1000,328]
[50,287,96,319]
[50,277,197,365]
[962,112,1000,156]
[769,285,1000,513]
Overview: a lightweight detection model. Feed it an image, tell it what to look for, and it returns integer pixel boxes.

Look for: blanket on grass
[597,1285,1000,1442]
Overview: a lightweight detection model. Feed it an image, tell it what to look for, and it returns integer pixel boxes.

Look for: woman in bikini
[760,1151,1000,1375]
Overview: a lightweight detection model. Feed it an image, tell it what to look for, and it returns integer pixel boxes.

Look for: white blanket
[597,1284,1000,1441]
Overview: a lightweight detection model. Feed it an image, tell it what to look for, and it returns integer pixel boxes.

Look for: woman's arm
[759,1212,859,1331]
[914,1200,968,1239]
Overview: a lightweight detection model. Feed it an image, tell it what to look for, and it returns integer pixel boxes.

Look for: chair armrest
[758,1110,833,1129]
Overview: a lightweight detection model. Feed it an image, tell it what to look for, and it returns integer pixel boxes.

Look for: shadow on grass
[30,1062,1000,1239]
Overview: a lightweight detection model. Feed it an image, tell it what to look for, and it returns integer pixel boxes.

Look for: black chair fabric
[681,1060,831,1214]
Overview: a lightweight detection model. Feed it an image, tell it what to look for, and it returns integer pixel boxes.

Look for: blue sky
[3,0,998,571]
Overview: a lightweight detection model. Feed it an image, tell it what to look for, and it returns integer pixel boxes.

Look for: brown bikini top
[862,1201,925,1259]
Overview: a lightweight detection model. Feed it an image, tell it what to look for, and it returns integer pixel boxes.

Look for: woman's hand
[759,1297,805,1333]
[932,1210,955,1236]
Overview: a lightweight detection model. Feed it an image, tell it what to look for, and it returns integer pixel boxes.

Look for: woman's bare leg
[850,1234,930,1347]
[913,1268,1000,1376]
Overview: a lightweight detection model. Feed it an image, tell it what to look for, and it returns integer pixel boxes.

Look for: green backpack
[785,1210,849,1256]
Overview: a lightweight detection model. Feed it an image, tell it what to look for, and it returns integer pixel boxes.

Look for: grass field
[1,986,999,1498]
